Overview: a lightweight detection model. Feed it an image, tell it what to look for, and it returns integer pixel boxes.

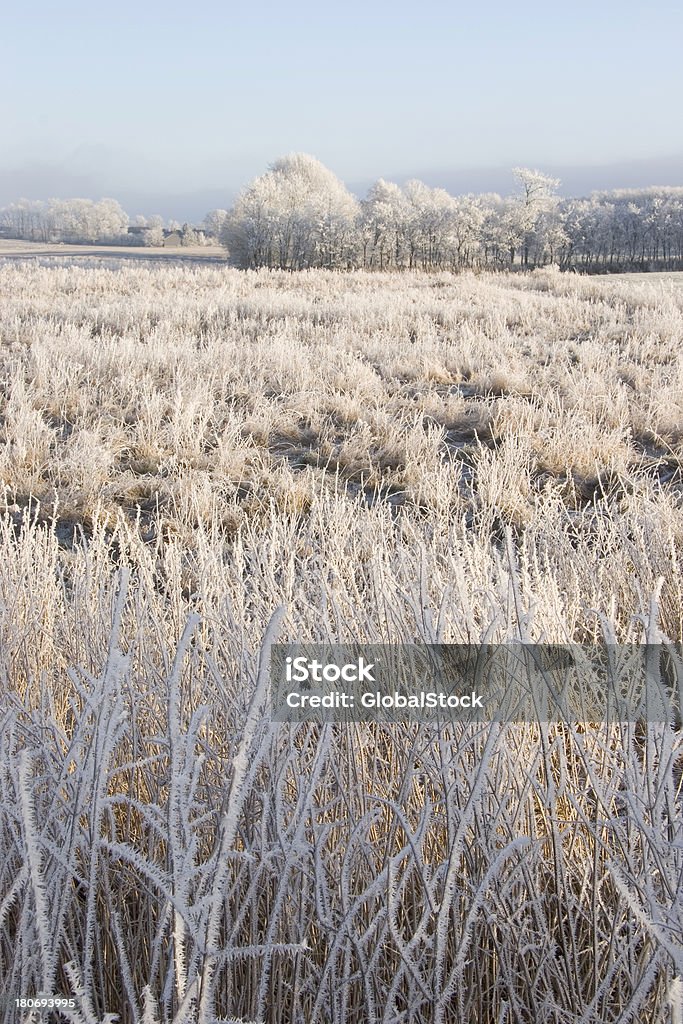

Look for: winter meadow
[0,193,681,1024]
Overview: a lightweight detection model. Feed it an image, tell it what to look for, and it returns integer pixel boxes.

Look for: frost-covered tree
[222,154,359,269]
[0,197,128,243]
[143,226,164,246]
[555,188,683,270]
[1,199,50,241]
[202,209,228,238]
[142,215,165,247]
[359,179,411,269]
[404,180,457,269]
[359,181,490,271]
[93,198,129,240]
[181,223,199,246]
[450,194,487,268]
[511,168,561,266]
[476,194,508,267]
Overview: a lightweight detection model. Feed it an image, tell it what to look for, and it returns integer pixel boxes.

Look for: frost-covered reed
[0,262,681,1022]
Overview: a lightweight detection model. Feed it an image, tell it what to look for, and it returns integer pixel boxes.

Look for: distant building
[163,231,182,247]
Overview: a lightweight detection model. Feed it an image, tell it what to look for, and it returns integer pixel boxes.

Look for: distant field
[0,237,226,261]
[0,262,680,1023]
[600,269,683,286]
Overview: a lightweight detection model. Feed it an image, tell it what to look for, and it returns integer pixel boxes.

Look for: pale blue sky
[2,0,682,215]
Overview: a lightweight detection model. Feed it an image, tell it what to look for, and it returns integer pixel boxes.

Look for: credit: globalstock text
[284,690,485,709]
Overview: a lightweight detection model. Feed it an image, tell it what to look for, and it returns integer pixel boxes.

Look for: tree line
[0,199,212,248]
[219,155,683,273]
[3,154,683,272]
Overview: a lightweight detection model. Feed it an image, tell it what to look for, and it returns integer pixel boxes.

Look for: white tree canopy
[221,153,359,270]
[0,197,128,243]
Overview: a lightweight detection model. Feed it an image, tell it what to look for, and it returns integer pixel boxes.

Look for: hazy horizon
[3,0,682,221]
[2,152,683,224]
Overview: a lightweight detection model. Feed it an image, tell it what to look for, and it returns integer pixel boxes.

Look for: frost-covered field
[0,263,681,1023]
[0,239,226,264]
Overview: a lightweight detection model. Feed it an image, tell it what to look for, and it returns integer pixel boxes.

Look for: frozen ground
[0,237,226,263]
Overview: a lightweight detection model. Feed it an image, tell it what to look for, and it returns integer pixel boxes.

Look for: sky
[2,0,682,218]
